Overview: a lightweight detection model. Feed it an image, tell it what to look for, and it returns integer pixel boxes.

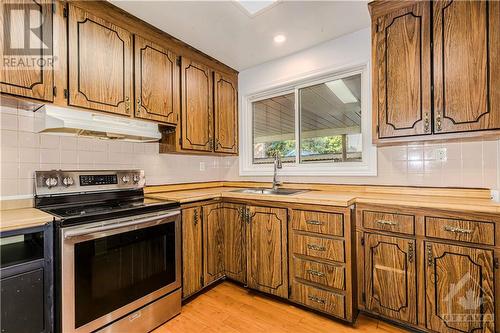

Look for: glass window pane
[252,92,295,164]
[299,74,362,163]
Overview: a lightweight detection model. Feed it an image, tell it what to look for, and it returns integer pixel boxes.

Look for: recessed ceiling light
[273,34,286,44]
[326,79,358,104]
[235,0,277,16]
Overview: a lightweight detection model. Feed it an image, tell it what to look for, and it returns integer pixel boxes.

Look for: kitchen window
[241,64,376,176]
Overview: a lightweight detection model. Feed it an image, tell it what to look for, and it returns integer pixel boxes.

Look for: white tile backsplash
[0,106,224,198]
[222,139,500,190]
[1,104,499,199]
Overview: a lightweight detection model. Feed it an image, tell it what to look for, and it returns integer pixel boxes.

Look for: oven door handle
[64,210,180,240]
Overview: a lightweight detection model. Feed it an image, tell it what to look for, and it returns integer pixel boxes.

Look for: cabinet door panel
[68,5,133,115]
[203,204,224,285]
[214,72,238,154]
[181,58,213,151]
[365,234,417,324]
[134,35,179,124]
[0,0,53,101]
[223,203,246,283]
[433,0,500,133]
[181,207,203,298]
[425,242,495,333]
[374,2,431,138]
[247,206,288,298]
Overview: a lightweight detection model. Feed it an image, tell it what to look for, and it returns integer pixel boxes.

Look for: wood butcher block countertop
[145,182,500,215]
[0,199,55,232]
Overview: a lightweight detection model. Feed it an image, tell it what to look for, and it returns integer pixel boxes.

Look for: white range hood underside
[35,105,162,142]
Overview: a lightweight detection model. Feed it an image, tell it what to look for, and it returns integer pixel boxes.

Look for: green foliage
[301,136,342,154]
[264,140,295,157]
[263,136,343,157]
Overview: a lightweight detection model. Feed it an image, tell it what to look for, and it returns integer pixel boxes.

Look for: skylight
[326,79,358,104]
[235,0,278,16]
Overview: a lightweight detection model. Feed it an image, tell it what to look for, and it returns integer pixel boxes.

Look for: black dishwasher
[0,223,53,333]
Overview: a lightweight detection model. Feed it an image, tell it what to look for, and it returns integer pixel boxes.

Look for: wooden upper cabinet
[134,35,179,125]
[223,203,246,283]
[373,1,432,139]
[214,72,238,154]
[181,206,203,299]
[433,0,500,134]
[202,203,225,285]
[0,0,53,101]
[246,206,288,298]
[425,242,495,333]
[68,4,133,116]
[365,234,417,325]
[180,57,213,152]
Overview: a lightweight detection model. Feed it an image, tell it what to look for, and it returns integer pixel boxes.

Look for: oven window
[74,223,176,328]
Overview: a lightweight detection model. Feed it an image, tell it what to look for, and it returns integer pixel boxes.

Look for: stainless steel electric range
[34,170,181,333]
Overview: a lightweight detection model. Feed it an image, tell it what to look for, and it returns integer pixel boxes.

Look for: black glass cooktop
[36,189,179,226]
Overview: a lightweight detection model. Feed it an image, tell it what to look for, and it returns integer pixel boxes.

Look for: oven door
[60,210,181,333]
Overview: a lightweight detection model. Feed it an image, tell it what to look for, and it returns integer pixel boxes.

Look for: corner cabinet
[223,203,246,283]
[180,201,246,299]
[161,57,238,155]
[202,203,225,285]
[370,0,500,144]
[134,35,179,125]
[0,0,54,102]
[68,4,133,116]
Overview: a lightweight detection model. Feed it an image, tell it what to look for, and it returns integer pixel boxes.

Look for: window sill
[239,162,378,177]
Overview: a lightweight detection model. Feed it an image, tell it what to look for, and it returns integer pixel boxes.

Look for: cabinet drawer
[292,258,345,290]
[363,210,415,235]
[425,216,495,246]
[291,234,344,263]
[291,210,343,237]
[291,282,345,318]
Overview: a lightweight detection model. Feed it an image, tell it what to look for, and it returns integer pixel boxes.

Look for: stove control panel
[34,170,145,196]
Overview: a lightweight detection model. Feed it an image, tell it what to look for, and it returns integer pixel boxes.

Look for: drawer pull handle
[306,220,324,226]
[444,226,472,234]
[306,269,325,277]
[376,220,397,226]
[307,244,326,251]
[308,295,326,305]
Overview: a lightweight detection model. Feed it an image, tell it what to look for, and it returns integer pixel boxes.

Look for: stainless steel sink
[231,188,308,195]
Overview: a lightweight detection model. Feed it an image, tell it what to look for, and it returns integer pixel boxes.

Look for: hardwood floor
[153,282,409,333]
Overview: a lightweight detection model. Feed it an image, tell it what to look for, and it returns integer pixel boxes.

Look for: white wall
[0,105,229,199]
[227,28,500,189]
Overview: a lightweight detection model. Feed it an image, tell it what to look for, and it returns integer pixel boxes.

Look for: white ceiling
[110,0,370,71]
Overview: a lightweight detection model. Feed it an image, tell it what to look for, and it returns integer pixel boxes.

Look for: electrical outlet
[199,162,205,171]
[436,148,447,161]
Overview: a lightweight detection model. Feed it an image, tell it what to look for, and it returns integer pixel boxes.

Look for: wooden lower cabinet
[357,203,499,333]
[425,242,495,333]
[203,204,225,285]
[364,233,417,325]
[223,203,246,283]
[246,206,288,298]
[181,206,203,298]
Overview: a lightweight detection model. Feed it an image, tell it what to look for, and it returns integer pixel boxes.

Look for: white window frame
[239,63,377,177]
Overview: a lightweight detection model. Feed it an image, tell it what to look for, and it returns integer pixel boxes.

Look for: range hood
[35,105,162,142]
